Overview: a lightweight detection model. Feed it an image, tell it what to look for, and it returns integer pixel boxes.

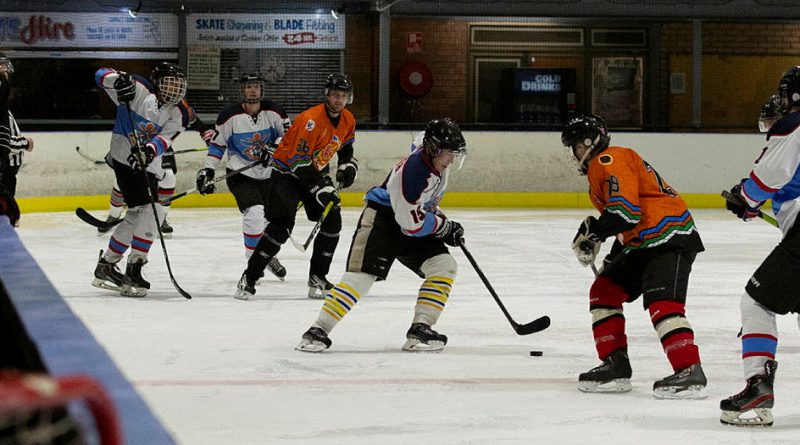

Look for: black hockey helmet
[0,51,13,75]
[324,73,353,104]
[778,66,800,113]
[561,114,611,175]
[237,72,264,104]
[759,95,782,133]
[150,62,186,106]
[423,118,466,154]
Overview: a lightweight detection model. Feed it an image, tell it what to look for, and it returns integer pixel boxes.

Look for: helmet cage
[324,74,353,104]
[561,115,610,175]
[0,55,14,75]
[238,73,264,104]
[758,95,782,133]
[156,76,187,106]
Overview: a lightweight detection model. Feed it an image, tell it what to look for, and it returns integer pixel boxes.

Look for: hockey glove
[113,73,136,104]
[127,142,157,171]
[726,181,763,222]
[258,142,277,167]
[200,129,216,146]
[336,159,359,189]
[572,216,602,267]
[310,176,340,208]
[0,185,19,227]
[196,168,216,195]
[435,218,465,247]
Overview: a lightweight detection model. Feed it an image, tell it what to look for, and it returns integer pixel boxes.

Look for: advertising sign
[0,12,178,48]
[186,14,345,49]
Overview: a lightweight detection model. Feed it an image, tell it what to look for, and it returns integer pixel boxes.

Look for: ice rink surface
[15,207,800,444]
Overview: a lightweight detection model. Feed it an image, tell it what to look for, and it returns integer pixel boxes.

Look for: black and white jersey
[95,68,184,178]
[205,100,289,180]
[0,74,29,171]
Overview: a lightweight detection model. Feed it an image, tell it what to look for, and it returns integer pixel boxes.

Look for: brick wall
[344,14,376,122]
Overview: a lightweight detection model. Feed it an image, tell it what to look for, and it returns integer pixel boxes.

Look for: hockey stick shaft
[289,199,336,252]
[161,162,259,205]
[126,104,191,299]
[720,190,779,227]
[76,145,206,166]
[457,238,550,335]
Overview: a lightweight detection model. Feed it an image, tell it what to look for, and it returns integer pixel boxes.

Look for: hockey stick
[456,238,550,336]
[289,199,337,253]
[720,190,779,227]
[125,104,191,300]
[161,162,260,205]
[76,145,207,166]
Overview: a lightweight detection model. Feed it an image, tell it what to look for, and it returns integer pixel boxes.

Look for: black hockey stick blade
[75,146,106,165]
[75,207,123,230]
[514,315,551,335]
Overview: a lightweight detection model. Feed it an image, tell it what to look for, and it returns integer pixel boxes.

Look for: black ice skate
[97,216,122,235]
[402,323,448,352]
[234,272,256,300]
[266,257,286,281]
[720,360,777,427]
[307,274,333,299]
[160,219,173,239]
[121,258,150,297]
[295,327,332,353]
[577,348,632,393]
[653,363,707,399]
[91,250,125,292]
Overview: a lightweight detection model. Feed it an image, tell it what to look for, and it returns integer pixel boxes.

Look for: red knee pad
[647,299,686,323]
[589,276,629,308]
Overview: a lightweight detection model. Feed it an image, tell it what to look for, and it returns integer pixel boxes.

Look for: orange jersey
[587,146,701,250]
[272,103,356,175]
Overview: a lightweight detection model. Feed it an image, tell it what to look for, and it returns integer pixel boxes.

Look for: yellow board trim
[15,192,764,213]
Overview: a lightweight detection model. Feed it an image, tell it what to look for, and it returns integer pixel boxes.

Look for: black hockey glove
[572,216,602,267]
[310,176,340,208]
[196,168,216,195]
[258,142,277,167]
[726,180,763,222]
[336,158,359,189]
[435,218,465,247]
[0,184,19,227]
[127,142,157,171]
[113,73,136,104]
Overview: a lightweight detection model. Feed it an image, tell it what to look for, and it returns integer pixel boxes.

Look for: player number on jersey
[409,207,425,224]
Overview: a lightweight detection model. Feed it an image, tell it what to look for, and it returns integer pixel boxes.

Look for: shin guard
[649,299,700,371]
[589,276,629,360]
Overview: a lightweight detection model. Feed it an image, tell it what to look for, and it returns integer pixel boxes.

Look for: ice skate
[160,218,173,239]
[402,323,447,352]
[295,327,332,353]
[266,257,286,281]
[577,348,632,393]
[97,215,122,235]
[234,272,256,300]
[653,363,707,399]
[91,250,125,292]
[720,360,777,427]
[121,258,150,297]
[307,274,333,299]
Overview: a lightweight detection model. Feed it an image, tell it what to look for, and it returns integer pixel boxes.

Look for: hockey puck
[529,350,543,357]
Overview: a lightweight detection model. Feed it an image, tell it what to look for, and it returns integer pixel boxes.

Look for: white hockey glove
[196,168,215,195]
[127,142,157,171]
[572,216,602,267]
[310,176,340,208]
[435,218,465,247]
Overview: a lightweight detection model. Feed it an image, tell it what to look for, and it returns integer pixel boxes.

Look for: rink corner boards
[16,192,750,213]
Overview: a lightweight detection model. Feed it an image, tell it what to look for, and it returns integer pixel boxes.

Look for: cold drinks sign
[518,72,563,94]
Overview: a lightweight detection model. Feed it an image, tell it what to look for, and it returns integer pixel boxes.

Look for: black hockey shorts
[264,173,341,244]
[161,148,177,174]
[226,171,270,213]
[746,218,800,314]
[605,248,697,308]
[0,164,19,196]
[345,202,449,281]
[112,160,158,208]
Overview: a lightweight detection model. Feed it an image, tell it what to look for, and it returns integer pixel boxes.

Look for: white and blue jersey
[205,100,289,180]
[741,111,800,234]
[365,132,450,237]
[95,68,184,178]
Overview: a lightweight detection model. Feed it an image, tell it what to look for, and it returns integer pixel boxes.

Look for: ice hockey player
[196,72,290,280]
[98,96,214,238]
[562,114,707,399]
[0,52,33,227]
[91,62,187,297]
[719,66,800,427]
[296,118,466,353]
[234,73,357,300]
